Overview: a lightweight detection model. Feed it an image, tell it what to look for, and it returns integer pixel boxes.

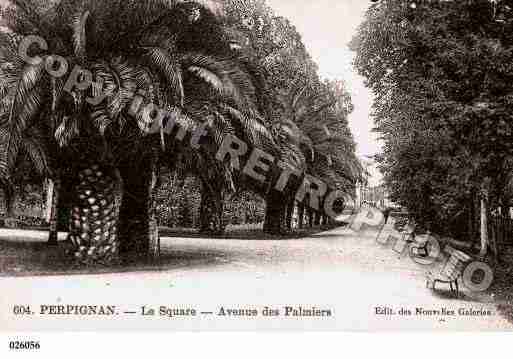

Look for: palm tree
[259,117,307,234]
[0,0,267,264]
[272,82,363,231]
[159,62,278,235]
[0,30,55,223]
[0,142,49,222]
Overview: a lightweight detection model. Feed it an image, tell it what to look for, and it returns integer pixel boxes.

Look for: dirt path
[0,226,511,331]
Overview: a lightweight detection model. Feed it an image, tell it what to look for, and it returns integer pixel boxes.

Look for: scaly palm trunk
[68,165,120,266]
[200,182,226,235]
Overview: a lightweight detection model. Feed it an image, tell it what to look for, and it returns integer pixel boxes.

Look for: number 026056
[9,341,40,350]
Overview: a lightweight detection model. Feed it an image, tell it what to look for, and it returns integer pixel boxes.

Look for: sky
[266,0,383,184]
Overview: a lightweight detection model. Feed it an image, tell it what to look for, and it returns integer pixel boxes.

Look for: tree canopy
[0,0,363,252]
[352,0,513,236]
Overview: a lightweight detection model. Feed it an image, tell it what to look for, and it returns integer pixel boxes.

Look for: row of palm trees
[0,0,362,265]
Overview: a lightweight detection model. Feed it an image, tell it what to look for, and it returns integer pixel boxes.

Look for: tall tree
[0,0,265,263]
[352,0,513,249]
[223,0,361,233]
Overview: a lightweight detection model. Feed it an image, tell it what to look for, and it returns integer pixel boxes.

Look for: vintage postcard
[1,0,513,342]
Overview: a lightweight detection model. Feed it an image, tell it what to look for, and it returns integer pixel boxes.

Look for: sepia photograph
[1,0,513,346]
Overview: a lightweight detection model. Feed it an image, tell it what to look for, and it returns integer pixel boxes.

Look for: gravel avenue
[0,225,511,331]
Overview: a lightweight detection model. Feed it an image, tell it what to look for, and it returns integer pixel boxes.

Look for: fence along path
[491,216,513,248]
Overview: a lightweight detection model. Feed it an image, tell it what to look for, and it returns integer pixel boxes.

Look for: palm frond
[210,110,235,145]
[143,47,184,106]
[90,107,111,136]
[151,105,198,138]
[0,69,19,106]
[275,119,313,148]
[22,125,50,176]
[9,62,47,122]
[219,103,277,154]
[0,32,23,68]
[296,100,337,125]
[54,115,80,148]
[1,61,47,178]
[279,141,307,173]
[71,9,90,59]
[182,53,256,110]
[108,59,138,119]
[0,126,14,186]
[290,84,307,112]
[134,66,158,105]
[90,59,138,129]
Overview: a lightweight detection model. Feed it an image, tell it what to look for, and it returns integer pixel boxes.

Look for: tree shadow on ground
[159,226,337,241]
[307,233,355,239]
[0,224,345,277]
[0,238,232,277]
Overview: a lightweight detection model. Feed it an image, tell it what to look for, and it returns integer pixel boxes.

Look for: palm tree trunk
[57,177,73,232]
[69,164,120,265]
[44,179,54,223]
[285,201,294,232]
[200,182,225,235]
[314,211,321,226]
[307,207,314,228]
[264,191,286,234]
[297,203,305,229]
[148,169,160,260]
[5,191,15,219]
[118,162,156,262]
